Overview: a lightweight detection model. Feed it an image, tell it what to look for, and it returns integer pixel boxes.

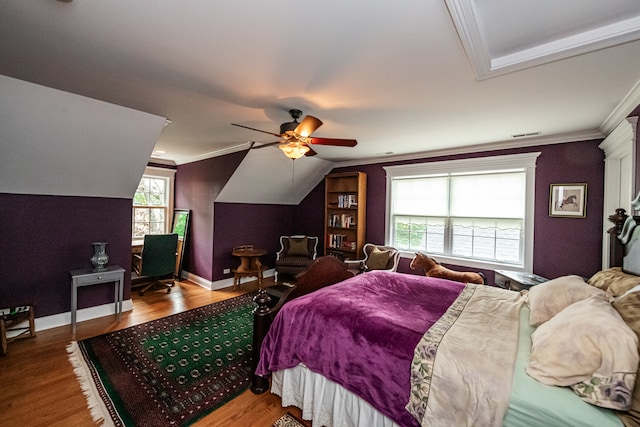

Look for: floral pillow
[525,275,604,326]
[613,291,640,424]
[527,293,639,410]
[588,267,640,297]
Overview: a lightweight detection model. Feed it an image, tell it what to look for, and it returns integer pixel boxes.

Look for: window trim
[384,152,540,272]
[132,166,176,239]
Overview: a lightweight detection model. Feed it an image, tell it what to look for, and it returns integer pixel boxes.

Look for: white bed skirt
[271,364,400,427]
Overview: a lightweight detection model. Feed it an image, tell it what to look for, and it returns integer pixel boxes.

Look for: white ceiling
[1,0,640,166]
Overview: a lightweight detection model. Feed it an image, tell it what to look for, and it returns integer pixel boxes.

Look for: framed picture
[549,184,587,218]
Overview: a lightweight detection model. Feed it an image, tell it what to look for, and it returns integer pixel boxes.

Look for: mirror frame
[171,209,190,281]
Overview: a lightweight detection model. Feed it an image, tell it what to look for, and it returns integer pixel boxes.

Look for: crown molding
[336,130,603,168]
[600,79,640,135]
[445,0,640,80]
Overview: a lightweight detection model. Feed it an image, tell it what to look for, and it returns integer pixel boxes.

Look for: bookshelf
[324,171,366,260]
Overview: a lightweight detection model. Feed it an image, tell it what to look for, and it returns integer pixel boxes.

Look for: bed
[252,205,640,427]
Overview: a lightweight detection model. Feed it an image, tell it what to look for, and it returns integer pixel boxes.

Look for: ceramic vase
[91,242,109,272]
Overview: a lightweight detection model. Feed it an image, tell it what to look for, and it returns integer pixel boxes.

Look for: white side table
[70,265,125,334]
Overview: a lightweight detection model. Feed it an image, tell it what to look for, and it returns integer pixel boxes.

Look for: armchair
[274,235,318,281]
[131,233,178,296]
[344,243,400,275]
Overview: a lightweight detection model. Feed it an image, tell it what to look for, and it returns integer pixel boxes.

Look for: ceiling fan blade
[250,141,281,149]
[309,137,357,147]
[232,123,282,138]
[294,115,323,137]
[304,146,318,157]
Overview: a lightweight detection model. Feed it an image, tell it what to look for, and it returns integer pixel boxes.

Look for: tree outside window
[133,176,168,238]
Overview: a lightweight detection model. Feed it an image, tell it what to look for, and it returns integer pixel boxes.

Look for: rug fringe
[66,341,115,427]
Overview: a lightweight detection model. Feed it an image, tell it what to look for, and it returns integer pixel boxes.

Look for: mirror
[171,209,190,281]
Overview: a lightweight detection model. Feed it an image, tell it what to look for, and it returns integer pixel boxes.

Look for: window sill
[398,251,525,272]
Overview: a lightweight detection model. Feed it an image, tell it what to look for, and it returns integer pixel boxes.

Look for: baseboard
[31,270,277,332]
[183,269,275,291]
[33,299,134,333]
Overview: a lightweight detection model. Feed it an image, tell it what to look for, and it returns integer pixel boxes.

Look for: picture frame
[549,184,587,218]
[171,209,190,280]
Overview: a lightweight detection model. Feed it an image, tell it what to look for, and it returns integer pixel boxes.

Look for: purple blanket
[256,270,465,427]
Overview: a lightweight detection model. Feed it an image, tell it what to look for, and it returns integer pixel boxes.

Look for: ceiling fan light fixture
[280,121,299,135]
[279,142,310,160]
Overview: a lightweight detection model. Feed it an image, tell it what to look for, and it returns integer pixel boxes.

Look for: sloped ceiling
[1,1,640,203]
[0,75,166,198]
[215,148,334,205]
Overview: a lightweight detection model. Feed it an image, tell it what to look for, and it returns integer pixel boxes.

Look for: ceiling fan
[232,109,357,160]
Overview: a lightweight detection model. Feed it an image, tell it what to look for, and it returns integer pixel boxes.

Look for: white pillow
[525,275,604,326]
[526,293,639,410]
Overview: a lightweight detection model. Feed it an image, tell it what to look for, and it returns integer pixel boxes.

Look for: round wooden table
[232,246,267,289]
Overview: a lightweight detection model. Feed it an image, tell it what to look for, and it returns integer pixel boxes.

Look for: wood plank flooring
[0,278,311,427]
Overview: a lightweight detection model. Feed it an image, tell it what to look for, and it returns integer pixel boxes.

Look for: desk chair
[132,233,178,296]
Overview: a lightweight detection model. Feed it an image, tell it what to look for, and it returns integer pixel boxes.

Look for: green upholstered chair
[132,233,178,296]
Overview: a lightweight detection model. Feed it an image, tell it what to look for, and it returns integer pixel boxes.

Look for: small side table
[232,246,267,289]
[70,265,125,334]
[494,269,548,291]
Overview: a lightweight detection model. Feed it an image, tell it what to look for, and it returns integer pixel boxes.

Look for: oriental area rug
[67,292,257,427]
[273,412,307,427]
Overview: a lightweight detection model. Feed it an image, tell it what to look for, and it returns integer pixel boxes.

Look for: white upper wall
[215,147,334,205]
[0,75,166,198]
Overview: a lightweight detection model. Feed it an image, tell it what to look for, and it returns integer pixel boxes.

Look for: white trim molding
[445,0,640,80]
[33,300,134,333]
[384,152,540,272]
[599,116,638,268]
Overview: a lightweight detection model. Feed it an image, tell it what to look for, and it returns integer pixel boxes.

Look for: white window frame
[384,152,540,272]
[132,166,176,239]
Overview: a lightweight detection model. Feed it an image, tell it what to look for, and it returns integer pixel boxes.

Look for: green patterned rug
[67,292,256,427]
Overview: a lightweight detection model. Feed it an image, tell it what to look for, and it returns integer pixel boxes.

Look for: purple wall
[212,190,326,282]
[0,138,607,320]
[0,193,132,317]
[175,151,247,280]
[212,203,295,281]
[175,153,328,282]
[325,140,605,281]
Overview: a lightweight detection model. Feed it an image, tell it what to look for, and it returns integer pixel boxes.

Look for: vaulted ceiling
[1,0,640,168]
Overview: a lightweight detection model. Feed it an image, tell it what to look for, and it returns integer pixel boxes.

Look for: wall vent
[512,131,541,138]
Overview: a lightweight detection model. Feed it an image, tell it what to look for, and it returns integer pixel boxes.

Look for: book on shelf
[341,240,356,251]
[327,233,348,249]
[328,213,355,228]
[336,194,358,208]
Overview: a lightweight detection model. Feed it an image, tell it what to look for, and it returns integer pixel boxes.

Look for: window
[132,167,175,239]
[385,153,540,270]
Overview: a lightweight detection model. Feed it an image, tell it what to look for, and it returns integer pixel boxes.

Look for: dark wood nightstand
[494,269,548,291]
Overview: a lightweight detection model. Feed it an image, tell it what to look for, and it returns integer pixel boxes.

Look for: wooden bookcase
[324,171,367,260]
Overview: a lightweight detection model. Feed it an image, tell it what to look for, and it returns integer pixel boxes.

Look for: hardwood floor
[0,278,311,427]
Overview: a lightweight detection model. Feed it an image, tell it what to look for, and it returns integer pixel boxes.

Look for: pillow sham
[286,237,309,257]
[526,293,639,411]
[588,267,640,297]
[526,275,604,326]
[366,247,390,270]
[613,291,640,424]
